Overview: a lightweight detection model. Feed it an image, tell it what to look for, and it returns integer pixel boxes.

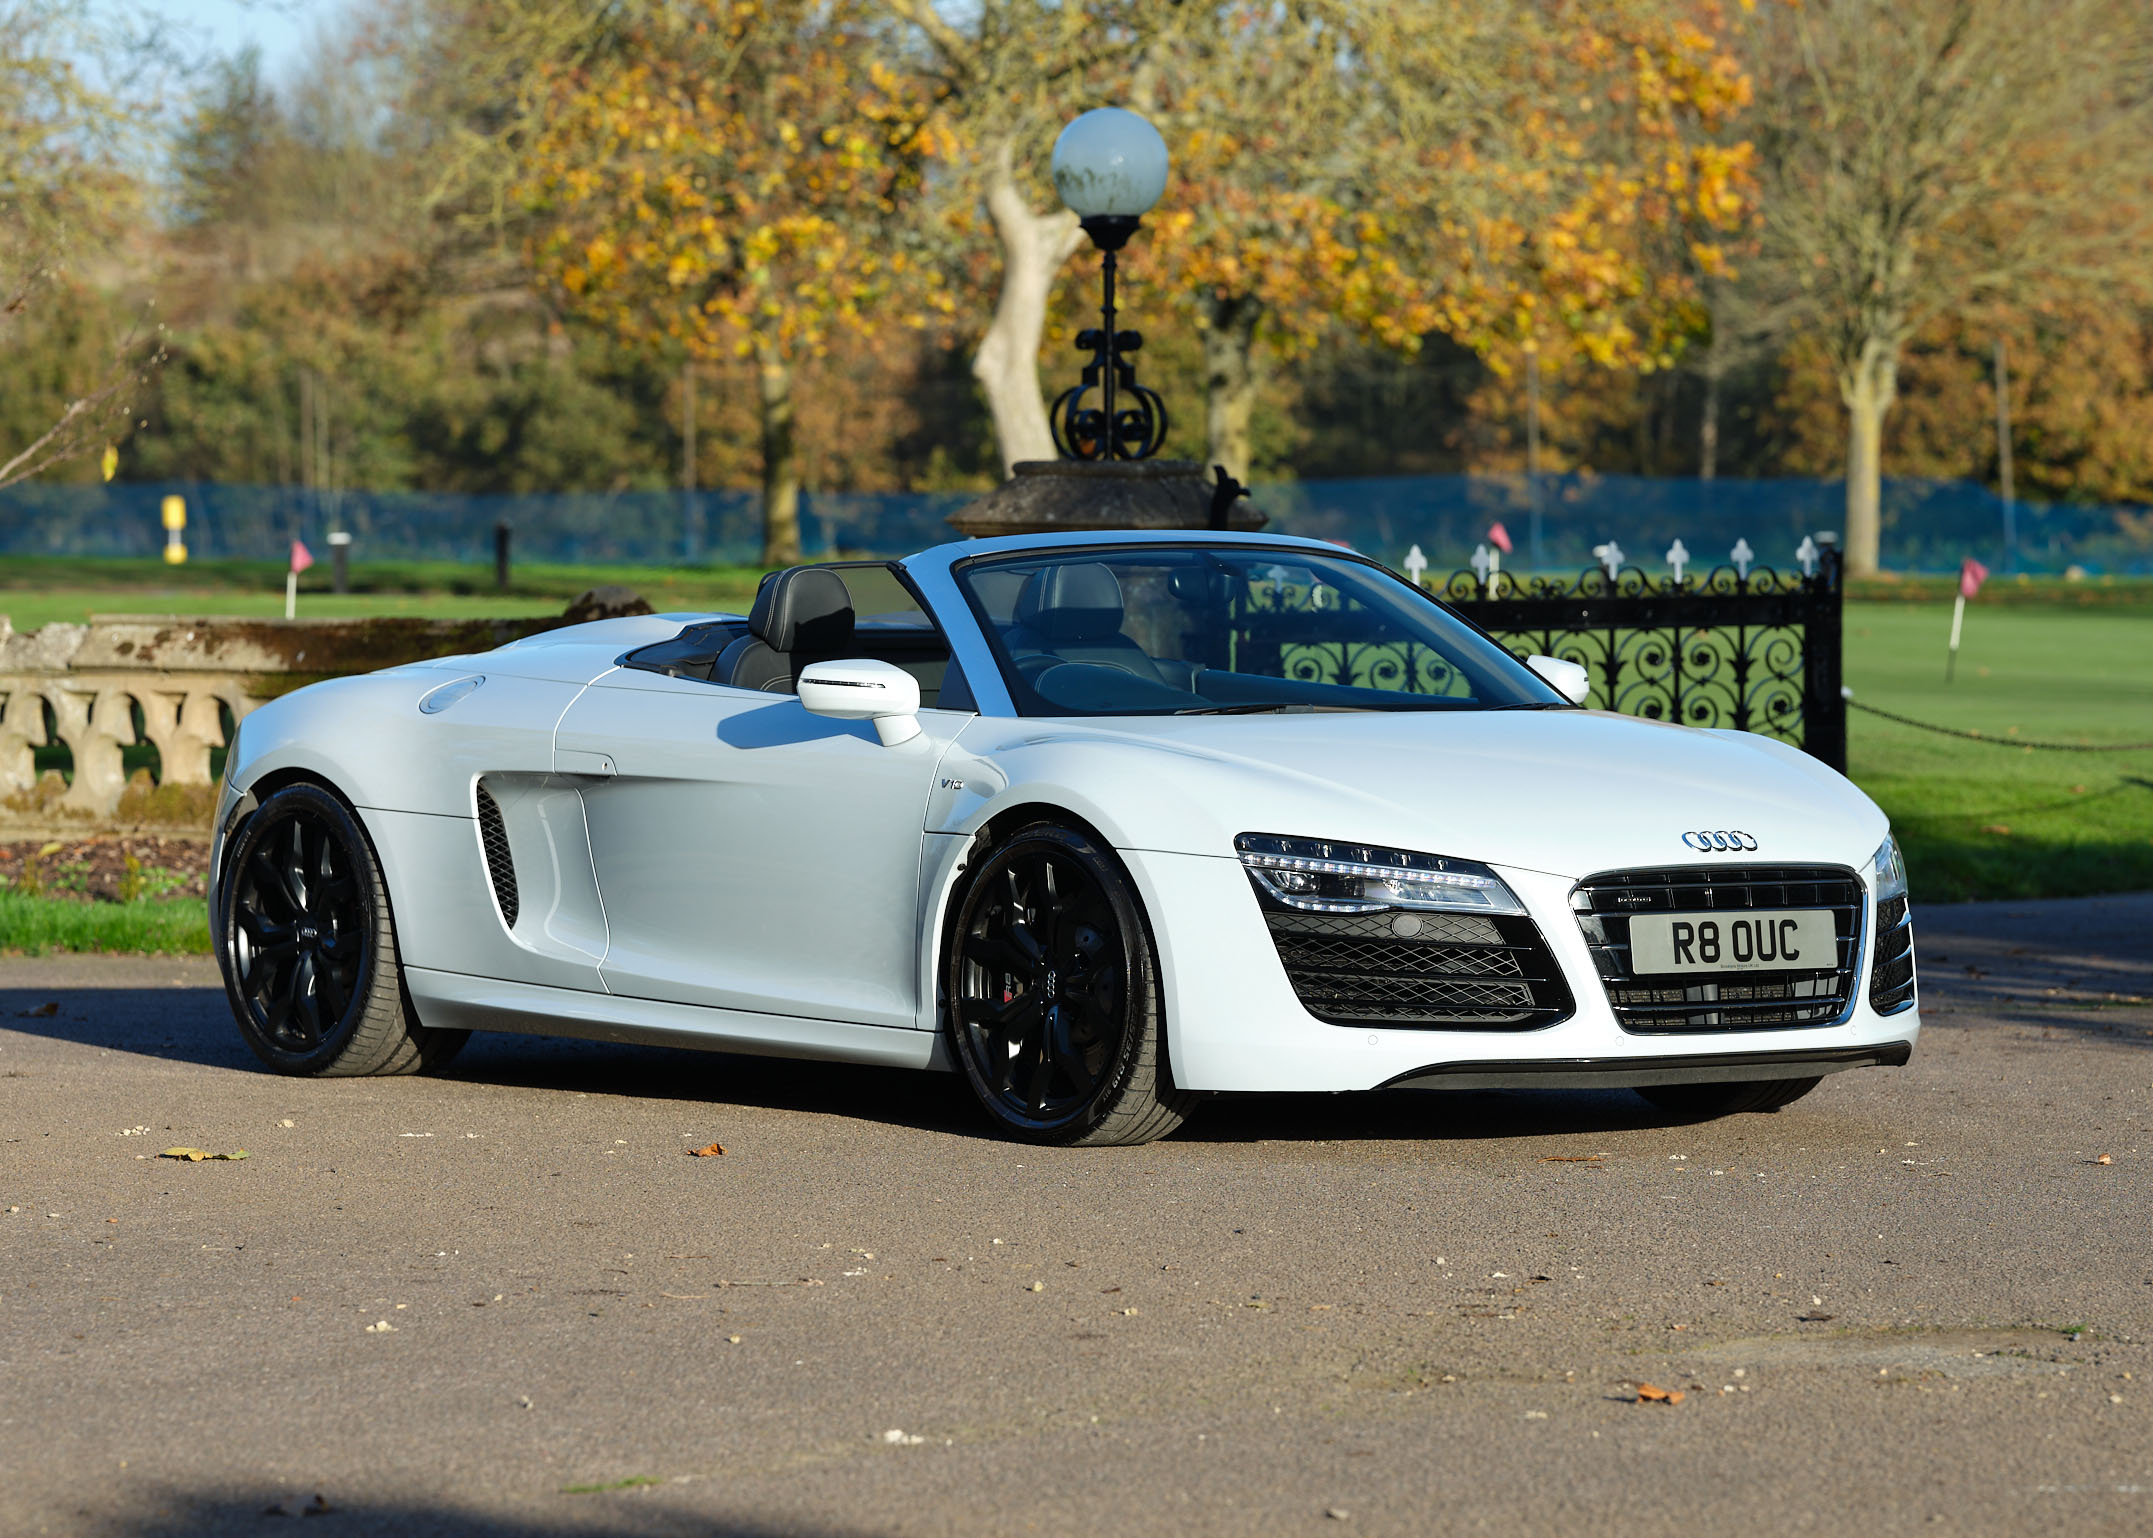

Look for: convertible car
[209,530,1918,1145]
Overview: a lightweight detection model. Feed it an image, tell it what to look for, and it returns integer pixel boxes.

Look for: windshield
[954,544,1567,717]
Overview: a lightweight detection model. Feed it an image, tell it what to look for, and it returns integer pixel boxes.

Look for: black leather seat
[1005,563,1167,685]
[715,567,856,692]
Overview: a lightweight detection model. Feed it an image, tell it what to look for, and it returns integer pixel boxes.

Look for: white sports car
[209,530,1918,1145]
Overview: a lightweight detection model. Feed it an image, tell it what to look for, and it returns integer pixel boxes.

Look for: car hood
[963,707,1885,881]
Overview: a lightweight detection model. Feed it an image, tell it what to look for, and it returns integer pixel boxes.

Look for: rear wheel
[1637,1077,1821,1117]
[947,823,1191,1146]
[217,782,467,1077]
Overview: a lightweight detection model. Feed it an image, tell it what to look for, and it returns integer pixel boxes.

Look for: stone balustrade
[1,609,575,833]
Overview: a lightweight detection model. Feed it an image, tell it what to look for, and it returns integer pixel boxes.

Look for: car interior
[620,562,965,708]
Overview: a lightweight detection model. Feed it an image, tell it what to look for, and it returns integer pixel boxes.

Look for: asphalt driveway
[2,893,2149,1537]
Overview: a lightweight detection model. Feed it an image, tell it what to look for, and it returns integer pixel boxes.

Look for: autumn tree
[518,0,942,563]
[0,1,159,488]
[1735,0,2153,573]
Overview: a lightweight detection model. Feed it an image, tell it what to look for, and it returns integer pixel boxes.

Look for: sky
[133,0,327,82]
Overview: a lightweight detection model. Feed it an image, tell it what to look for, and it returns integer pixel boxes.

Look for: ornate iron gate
[1439,539,1847,772]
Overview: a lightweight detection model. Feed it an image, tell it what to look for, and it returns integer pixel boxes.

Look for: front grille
[474,783,519,929]
[1573,865,1861,1033]
[1256,902,1573,1030]
[1868,893,1916,1013]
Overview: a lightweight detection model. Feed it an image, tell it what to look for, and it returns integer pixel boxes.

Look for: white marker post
[1404,544,1428,587]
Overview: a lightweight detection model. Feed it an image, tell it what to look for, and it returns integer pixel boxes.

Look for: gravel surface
[2,896,2149,1538]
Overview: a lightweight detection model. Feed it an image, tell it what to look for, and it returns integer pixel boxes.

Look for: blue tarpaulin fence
[1,473,2146,574]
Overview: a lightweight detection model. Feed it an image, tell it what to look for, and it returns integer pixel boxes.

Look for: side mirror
[1526,654,1591,706]
[797,659,923,746]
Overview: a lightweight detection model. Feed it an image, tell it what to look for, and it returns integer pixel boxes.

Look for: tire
[1636,1077,1822,1117]
[217,782,469,1077]
[946,822,1193,1146]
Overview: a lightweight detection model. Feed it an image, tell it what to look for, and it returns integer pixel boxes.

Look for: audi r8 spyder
[208,530,1918,1145]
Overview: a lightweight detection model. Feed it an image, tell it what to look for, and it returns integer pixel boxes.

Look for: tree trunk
[757,344,802,568]
[1698,285,1725,481]
[1200,292,1263,483]
[973,135,1084,476]
[1699,362,1721,482]
[1837,340,1898,577]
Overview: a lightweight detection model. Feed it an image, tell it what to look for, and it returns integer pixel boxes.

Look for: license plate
[1628,909,1836,975]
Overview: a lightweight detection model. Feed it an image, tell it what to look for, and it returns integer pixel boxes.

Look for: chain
[1846,697,2153,752]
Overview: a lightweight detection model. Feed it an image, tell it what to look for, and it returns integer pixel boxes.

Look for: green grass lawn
[1844,600,2153,902]
[0,555,769,631]
[0,892,211,956]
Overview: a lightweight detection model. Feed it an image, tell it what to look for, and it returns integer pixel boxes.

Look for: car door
[553,669,963,1029]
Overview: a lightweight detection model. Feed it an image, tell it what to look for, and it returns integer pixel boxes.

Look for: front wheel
[217,782,467,1077]
[946,823,1192,1146]
[1637,1077,1821,1117]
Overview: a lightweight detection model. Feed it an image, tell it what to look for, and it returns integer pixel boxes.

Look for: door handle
[554,749,616,777]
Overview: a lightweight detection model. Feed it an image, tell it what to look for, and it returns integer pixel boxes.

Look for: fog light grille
[1254,903,1572,1030]
[474,783,519,930]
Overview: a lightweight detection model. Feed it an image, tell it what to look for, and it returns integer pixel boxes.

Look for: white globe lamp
[1051,107,1171,244]
[1046,108,1172,460]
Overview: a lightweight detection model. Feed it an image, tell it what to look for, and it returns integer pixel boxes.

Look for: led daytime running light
[1234,834,1524,916]
[1239,851,1498,892]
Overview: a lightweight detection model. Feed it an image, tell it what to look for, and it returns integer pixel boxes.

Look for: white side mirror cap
[1526,654,1591,706]
[797,659,923,746]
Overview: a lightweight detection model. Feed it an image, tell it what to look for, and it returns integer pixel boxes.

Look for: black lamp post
[1049,108,1171,461]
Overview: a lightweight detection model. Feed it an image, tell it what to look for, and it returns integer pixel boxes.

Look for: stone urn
[945,460,1268,539]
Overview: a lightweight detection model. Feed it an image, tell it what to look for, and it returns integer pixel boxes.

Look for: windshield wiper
[1174,702,1312,714]
[1485,701,1575,711]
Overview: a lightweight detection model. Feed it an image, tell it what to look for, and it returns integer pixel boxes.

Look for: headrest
[1013,563,1126,643]
[749,567,854,653]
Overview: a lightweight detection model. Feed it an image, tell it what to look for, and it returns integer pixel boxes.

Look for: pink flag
[1959,557,1989,599]
[1487,522,1514,554]
[290,540,314,575]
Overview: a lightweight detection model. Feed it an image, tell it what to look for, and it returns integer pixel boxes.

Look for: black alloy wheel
[948,822,1190,1146]
[218,781,466,1077]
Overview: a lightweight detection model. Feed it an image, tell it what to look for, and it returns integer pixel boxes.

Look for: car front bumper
[1122,850,1920,1095]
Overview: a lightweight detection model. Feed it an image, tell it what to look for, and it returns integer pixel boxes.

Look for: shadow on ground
[84,1490,872,1538]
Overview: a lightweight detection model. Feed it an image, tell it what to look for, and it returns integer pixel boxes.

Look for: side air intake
[474,782,519,929]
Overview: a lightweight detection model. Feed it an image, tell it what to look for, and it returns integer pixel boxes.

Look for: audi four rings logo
[1683,830,1759,852]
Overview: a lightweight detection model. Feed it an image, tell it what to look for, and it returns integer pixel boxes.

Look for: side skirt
[1380,1041,1912,1093]
[404,967,938,1071]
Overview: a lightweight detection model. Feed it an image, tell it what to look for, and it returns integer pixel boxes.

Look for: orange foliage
[515,0,947,367]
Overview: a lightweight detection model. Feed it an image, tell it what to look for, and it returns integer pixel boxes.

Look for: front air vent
[1868,893,1916,1014]
[474,783,519,929]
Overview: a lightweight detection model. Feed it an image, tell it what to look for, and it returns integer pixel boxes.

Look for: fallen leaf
[2094,1154,2113,1165]
[158,1147,247,1161]
[19,1002,59,1018]
[687,1143,726,1158]
[1635,1383,1684,1405]
[1981,824,2012,836]
[363,1320,396,1333]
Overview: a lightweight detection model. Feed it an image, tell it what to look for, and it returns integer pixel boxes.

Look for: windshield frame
[948,539,1568,719]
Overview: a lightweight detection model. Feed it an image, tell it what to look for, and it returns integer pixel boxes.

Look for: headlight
[1235,833,1524,915]
[1872,834,1908,903]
